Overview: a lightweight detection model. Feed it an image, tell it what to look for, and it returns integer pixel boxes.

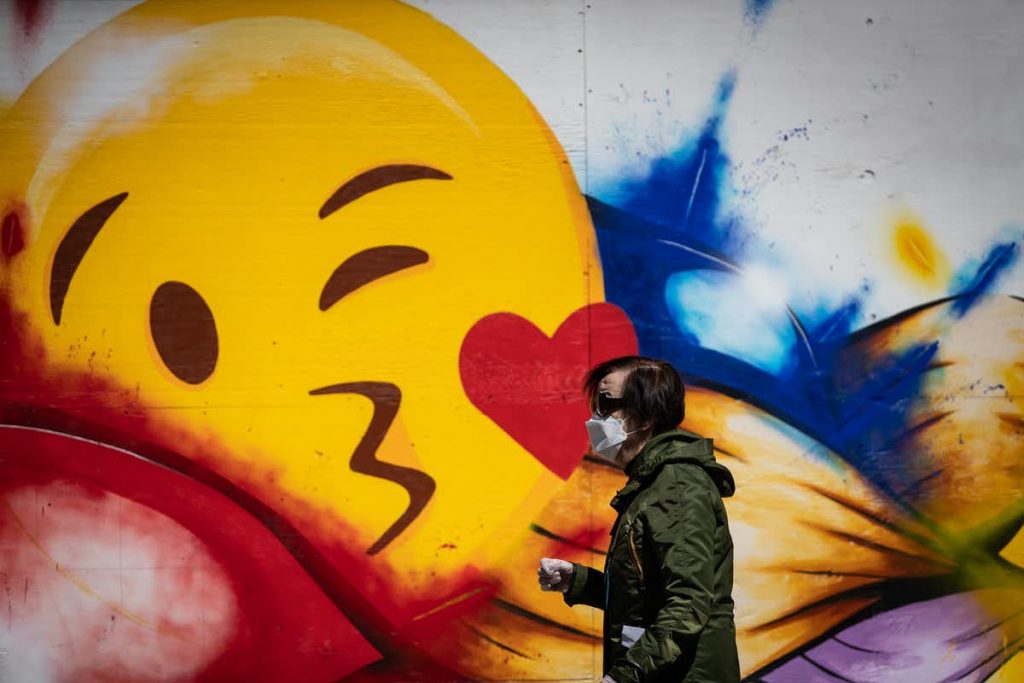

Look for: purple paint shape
[762,656,848,682]
[763,591,1021,683]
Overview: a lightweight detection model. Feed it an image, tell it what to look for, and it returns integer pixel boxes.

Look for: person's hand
[536,557,574,592]
[600,675,617,683]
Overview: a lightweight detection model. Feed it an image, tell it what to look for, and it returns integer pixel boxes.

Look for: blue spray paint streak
[745,0,776,26]
[592,73,841,441]
[589,71,954,493]
[612,74,740,248]
[590,65,1023,680]
[825,340,941,493]
[591,195,795,417]
[950,239,1019,318]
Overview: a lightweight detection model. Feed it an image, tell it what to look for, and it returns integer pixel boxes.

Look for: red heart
[459,303,638,479]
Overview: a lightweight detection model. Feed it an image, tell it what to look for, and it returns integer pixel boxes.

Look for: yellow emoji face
[1,0,601,624]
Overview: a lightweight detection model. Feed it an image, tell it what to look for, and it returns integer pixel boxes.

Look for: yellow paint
[989,650,1024,681]
[892,214,950,287]
[682,387,951,676]
[1000,516,1024,566]
[0,0,601,613]
[1004,359,1024,405]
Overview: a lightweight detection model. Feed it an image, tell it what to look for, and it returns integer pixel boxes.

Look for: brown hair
[583,356,685,436]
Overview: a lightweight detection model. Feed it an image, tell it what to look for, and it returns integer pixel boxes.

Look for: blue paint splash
[950,238,1020,318]
[611,74,738,246]
[664,269,798,375]
[591,73,858,445]
[745,0,777,26]
[590,64,1024,683]
[589,71,1019,497]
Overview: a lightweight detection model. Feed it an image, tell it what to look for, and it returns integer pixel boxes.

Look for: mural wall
[1,1,1021,681]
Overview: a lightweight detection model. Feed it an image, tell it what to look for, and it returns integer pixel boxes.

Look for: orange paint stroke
[411,586,490,622]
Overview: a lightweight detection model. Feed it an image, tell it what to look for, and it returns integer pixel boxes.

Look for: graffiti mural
[591,75,1024,681]
[1,0,1022,681]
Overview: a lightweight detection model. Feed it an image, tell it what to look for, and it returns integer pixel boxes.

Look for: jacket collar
[610,428,735,512]
[625,428,709,480]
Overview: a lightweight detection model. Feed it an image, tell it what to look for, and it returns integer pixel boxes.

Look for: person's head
[583,356,685,465]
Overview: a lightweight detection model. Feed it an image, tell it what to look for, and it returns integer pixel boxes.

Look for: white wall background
[3,0,1022,324]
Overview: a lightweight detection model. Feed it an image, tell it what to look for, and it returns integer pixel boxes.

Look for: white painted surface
[3,0,1022,324]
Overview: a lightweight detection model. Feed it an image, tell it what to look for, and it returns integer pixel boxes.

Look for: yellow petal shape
[684,388,951,675]
[440,386,953,680]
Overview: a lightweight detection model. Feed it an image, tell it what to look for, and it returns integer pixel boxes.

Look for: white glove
[537,557,575,592]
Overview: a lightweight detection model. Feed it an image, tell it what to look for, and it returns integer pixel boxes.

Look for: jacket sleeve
[563,563,605,610]
[607,466,715,683]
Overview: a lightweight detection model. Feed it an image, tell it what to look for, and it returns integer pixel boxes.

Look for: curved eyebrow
[318,164,451,219]
[320,245,429,311]
[50,192,129,325]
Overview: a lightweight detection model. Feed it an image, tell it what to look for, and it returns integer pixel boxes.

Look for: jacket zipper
[627,526,645,592]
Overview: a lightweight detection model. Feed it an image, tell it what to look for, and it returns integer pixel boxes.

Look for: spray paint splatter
[608,73,739,245]
[590,72,857,442]
[950,237,1020,318]
[745,0,777,27]
[12,0,52,39]
[590,71,1021,480]
[591,64,1024,681]
[893,216,950,287]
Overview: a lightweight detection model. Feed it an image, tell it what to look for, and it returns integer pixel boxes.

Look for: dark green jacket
[564,429,739,683]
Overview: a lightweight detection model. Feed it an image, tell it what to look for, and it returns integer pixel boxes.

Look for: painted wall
[1,1,1022,681]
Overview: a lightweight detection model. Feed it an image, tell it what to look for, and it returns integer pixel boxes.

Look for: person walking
[538,356,740,682]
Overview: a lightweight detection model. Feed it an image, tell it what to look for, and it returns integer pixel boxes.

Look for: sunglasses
[593,392,628,417]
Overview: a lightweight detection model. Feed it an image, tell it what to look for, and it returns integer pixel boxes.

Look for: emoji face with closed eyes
[0,0,602,662]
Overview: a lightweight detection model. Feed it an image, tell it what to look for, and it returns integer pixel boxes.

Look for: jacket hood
[626,428,736,498]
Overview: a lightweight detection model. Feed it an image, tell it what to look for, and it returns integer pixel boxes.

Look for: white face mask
[585,412,636,460]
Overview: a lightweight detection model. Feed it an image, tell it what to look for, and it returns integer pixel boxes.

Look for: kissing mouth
[0,381,436,677]
[0,404,407,668]
[309,381,436,555]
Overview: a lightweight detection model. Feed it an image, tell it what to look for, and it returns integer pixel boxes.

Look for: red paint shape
[2,209,26,259]
[13,0,52,39]
[459,303,638,479]
[0,426,382,682]
[343,657,469,683]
